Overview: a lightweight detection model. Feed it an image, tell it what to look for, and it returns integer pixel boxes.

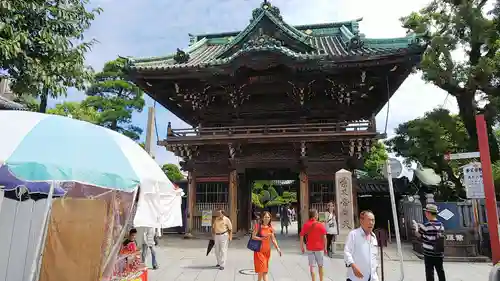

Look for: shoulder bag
[247,224,263,252]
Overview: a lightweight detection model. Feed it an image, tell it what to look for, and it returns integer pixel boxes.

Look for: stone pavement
[146,228,493,281]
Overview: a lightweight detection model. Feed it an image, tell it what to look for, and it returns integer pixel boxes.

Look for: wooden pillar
[229,170,238,233]
[187,171,196,235]
[299,170,309,226]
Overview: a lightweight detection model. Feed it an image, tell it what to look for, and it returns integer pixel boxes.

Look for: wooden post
[229,170,238,233]
[299,170,309,226]
[186,171,196,236]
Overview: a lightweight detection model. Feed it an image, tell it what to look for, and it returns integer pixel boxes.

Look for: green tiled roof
[0,95,25,110]
[128,2,424,71]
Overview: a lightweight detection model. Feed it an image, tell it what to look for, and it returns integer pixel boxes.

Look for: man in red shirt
[300,209,328,281]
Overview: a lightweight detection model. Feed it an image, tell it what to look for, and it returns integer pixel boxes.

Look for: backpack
[432,224,445,254]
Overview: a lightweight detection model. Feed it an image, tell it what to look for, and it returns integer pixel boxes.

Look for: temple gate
[126,1,425,236]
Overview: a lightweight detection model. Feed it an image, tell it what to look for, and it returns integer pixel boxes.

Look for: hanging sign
[201,210,212,227]
[463,162,485,199]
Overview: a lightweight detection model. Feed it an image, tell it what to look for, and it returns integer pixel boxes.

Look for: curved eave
[129,45,425,72]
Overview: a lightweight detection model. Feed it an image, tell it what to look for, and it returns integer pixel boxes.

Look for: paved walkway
[146,227,493,281]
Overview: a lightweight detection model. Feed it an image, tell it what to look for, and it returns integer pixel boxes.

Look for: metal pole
[386,159,405,281]
[475,114,500,264]
[28,181,55,281]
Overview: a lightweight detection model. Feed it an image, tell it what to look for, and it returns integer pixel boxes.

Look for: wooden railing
[168,120,375,138]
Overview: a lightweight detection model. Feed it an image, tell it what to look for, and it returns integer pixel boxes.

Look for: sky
[54,0,459,167]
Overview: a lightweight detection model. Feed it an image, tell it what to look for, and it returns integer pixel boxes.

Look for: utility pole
[145,106,155,157]
[476,114,500,265]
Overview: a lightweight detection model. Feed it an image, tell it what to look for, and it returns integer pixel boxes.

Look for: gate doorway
[357,194,400,236]
[238,168,299,237]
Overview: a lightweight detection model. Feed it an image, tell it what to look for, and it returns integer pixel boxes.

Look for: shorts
[307,251,324,267]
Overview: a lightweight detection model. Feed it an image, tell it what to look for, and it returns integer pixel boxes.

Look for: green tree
[362,141,389,179]
[0,0,101,113]
[161,163,184,181]
[84,58,145,140]
[47,102,101,124]
[385,108,470,199]
[401,0,500,162]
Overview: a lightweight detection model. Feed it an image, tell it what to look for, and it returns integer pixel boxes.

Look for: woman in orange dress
[252,211,282,281]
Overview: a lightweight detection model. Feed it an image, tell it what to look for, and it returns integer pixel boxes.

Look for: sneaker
[152,265,159,270]
[219,266,225,270]
[216,264,220,267]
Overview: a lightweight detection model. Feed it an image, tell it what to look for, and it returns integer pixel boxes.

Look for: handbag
[247,224,262,252]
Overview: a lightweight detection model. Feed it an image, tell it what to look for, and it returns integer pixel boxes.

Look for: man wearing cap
[413,203,446,281]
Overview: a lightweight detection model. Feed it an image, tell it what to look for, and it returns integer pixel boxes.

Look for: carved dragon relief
[174,83,214,110]
[287,80,316,106]
[221,84,249,108]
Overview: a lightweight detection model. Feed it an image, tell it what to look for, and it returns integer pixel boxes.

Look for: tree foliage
[161,163,184,182]
[401,0,500,162]
[0,0,101,112]
[362,141,389,179]
[251,181,297,208]
[386,108,470,198]
[84,58,145,140]
[47,101,101,124]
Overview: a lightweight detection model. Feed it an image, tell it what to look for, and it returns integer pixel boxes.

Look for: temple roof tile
[128,2,425,71]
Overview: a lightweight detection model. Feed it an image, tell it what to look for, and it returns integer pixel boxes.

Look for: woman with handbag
[325,201,338,257]
[251,211,282,281]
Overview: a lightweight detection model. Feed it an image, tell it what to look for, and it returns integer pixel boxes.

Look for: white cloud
[76,0,458,166]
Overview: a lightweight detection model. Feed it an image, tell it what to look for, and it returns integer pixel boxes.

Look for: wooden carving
[325,79,351,105]
[166,144,198,159]
[287,80,316,105]
[300,141,306,157]
[221,84,249,108]
[174,83,214,110]
[348,138,374,159]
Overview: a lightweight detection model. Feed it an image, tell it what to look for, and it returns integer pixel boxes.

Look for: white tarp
[133,179,184,228]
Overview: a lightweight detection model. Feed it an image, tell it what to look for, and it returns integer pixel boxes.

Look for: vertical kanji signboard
[463,162,486,199]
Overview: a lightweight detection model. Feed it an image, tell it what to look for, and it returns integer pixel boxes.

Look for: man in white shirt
[344,210,378,281]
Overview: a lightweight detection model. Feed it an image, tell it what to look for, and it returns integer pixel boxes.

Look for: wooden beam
[160,131,377,146]
[229,170,238,233]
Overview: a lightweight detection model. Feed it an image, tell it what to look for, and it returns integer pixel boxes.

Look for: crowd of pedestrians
[205,202,447,281]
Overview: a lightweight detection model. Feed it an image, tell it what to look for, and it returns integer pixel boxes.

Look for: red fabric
[300,219,327,251]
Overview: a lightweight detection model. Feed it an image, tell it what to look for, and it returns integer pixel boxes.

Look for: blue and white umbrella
[0,110,174,195]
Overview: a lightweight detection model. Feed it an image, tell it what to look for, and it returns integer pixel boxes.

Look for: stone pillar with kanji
[335,169,355,251]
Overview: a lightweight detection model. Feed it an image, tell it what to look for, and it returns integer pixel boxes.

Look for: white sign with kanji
[463,162,485,199]
[445,234,465,241]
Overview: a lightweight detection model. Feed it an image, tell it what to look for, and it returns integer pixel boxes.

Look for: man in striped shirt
[413,204,446,281]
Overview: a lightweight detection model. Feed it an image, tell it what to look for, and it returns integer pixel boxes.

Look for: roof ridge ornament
[251,1,282,23]
[173,48,190,64]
